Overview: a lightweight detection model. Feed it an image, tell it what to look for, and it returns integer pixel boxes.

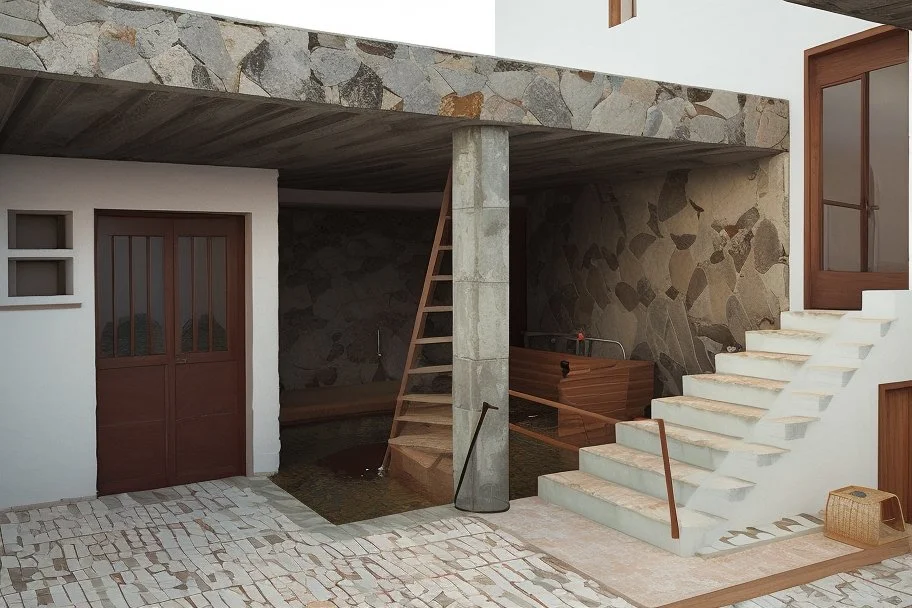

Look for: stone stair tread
[542,470,723,528]
[721,351,809,364]
[749,329,826,340]
[389,432,453,453]
[407,364,454,375]
[808,363,860,372]
[768,415,819,424]
[396,405,453,425]
[402,393,453,404]
[793,388,837,398]
[582,444,754,492]
[655,395,766,420]
[688,373,786,392]
[623,420,787,456]
[788,310,848,317]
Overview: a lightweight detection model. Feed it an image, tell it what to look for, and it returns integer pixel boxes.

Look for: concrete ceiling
[0,71,778,193]
[785,0,912,29]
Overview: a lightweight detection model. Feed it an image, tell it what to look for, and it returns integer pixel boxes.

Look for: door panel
[96,214,244,495]
[806,27,909,309]
[879,381,912,523]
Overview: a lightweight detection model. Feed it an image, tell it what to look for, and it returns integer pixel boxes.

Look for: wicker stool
[824,486,908,547]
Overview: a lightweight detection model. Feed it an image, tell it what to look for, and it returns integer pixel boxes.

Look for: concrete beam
[451,125,510,512]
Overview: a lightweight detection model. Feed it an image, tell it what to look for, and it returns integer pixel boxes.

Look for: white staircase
[539,306,898,556]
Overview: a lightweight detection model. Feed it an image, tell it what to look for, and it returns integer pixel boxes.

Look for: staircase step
[415,336,453,345]
[396,405,453,426]
[408,365,453,375]
[580,444,754,507]
[431,275,453,281]
[780,310,846,334]
[392,445,453,470]
[538,471,722,556]
[745,329,825,356]
[388,432,452,453]
[792,389,836,412]
[402,393,452,404]
[807,364,859,388]
[617,420,787,470]
[684,374,784,409]
[422,305,453,313]
[714,351,808,382]
[652,396,765,438]
[845,317,895,341]
[832,342,874,360]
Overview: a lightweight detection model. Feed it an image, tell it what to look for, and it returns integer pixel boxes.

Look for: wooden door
[805,27,909,310]
[879,381,912,523]
[96,214,245,495]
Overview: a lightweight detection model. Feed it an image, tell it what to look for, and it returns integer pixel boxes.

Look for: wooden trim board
[656,535,912,608]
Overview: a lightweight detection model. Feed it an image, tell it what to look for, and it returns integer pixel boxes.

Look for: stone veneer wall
[278,207,437,391]
[527,154,789,396]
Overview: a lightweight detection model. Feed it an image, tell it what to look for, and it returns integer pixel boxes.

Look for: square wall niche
[2,211,77,306]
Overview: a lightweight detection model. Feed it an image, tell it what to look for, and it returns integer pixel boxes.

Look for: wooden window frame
[609,0,636,27]
[804,26,909,310]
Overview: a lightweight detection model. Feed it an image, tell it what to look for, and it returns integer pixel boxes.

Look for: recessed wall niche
[5,211,75,300]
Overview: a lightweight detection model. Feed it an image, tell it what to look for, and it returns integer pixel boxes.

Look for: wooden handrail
[638,417,679,540]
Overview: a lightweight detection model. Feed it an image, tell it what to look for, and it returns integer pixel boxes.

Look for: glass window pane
[150,237,165,355]
[131,237,148,356]
[211,237,228,351]
[98,236,113,358]
[194,236,210,352]
[179,236,193,353]
[113,236,131,357]
[825,205,862,272]
[822,80,863,271]
[869,62,909,273]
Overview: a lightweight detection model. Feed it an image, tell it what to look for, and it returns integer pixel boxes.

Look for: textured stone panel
[0,0,788,149]
[527,155,790,396]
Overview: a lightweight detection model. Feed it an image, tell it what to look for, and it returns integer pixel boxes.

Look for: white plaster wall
[495,0,883,310]
[133,0,495,55]
[0,155,280,510]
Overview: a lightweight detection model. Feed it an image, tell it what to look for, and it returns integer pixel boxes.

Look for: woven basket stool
[824,486,908,547]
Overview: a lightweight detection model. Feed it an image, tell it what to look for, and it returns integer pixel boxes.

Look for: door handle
[175,353,190,365]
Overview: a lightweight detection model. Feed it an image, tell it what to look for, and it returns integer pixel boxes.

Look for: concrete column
[451,125,510,512]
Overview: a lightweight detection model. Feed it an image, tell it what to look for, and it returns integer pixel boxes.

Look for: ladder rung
[408,365,453,375]
[401,393,453,404]
[431,275,453,281]
[438,245,453,251]
[422,305,453,313]
[415,336,453,344]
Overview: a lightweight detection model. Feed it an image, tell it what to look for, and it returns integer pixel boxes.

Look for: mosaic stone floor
[0,477,631,608]
[3,476,912,608]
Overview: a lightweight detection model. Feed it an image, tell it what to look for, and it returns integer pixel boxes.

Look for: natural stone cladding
[527,154,790,396]
[278,207,438,391]
[0,0,788,148]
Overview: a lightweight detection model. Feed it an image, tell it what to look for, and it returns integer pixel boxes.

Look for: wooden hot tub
[509,347,655,447]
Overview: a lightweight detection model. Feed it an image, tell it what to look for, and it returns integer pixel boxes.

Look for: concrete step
[684,374,784,409]
[745,329,825,356]
[806,364,859,388]
[653,396,816,444]
[579,443,754,509]
[652,396,764,438]
[714,351,808,382]
[780,310,846,334]
[617,420,787,470]
[538,470,722,556]
[831,342,874,361]
[791,389,837,413]
[844,317,894,341]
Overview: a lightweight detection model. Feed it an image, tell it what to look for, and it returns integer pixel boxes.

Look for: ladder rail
[382,171,453,471]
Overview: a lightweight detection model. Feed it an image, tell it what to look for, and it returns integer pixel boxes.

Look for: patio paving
[2,476,912,608]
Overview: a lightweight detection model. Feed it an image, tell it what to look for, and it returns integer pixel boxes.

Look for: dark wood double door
[95,214,245,495]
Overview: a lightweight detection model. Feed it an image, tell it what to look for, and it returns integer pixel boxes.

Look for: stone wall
[527,154,789,396]
[278,207,438,391]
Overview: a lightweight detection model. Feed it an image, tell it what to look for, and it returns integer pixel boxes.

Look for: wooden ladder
[382,172,455,501]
